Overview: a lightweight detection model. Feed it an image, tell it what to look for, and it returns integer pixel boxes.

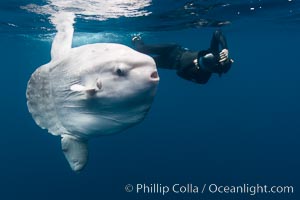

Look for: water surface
[0,0,299,200]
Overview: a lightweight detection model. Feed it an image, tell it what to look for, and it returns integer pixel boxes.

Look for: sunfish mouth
[150,71,159,81]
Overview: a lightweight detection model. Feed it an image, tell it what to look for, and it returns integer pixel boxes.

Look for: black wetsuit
[133,30,232,84]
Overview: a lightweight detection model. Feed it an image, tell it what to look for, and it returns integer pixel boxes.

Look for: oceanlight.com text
[124,183,294,196]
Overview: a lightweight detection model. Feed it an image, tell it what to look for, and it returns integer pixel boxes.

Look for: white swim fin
[61,135,88,172]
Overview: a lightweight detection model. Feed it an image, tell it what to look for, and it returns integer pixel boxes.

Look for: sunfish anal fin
[61,135,88,172]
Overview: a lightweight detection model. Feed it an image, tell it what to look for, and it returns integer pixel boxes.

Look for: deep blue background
[0,1,299,200]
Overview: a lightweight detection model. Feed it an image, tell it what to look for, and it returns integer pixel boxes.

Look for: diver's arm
[210,30,231,63]
[211,29,228,50]
[195,71,212,84]
[177,70,212,84]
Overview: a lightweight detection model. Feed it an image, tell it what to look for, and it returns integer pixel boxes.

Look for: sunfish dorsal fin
[61,135,88,172]
[50,12,75,61]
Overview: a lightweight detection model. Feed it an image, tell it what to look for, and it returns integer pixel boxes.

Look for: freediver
[132,30,234,84]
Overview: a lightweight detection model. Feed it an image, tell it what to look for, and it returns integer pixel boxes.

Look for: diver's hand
[219,49,229,63]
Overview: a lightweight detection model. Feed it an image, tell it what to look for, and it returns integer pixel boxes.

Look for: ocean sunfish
[26,13,159,172]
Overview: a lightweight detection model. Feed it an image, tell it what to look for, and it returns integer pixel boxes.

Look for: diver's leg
[150,45,182,69]
[177,66,212,84]
[134,41,179,56]
[132,37,182,69]
[152,54,175,69]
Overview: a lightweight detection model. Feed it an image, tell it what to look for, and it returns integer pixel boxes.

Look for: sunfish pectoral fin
[70,84,96,95]
[61,135,88,172]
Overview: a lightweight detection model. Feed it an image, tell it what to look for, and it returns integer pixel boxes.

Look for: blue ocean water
[0,0,299,200]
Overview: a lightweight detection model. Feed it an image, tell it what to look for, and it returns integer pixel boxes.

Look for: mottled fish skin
[26,64,69,136]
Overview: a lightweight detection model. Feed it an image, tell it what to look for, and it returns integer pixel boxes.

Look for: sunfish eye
[116,68,126,76]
